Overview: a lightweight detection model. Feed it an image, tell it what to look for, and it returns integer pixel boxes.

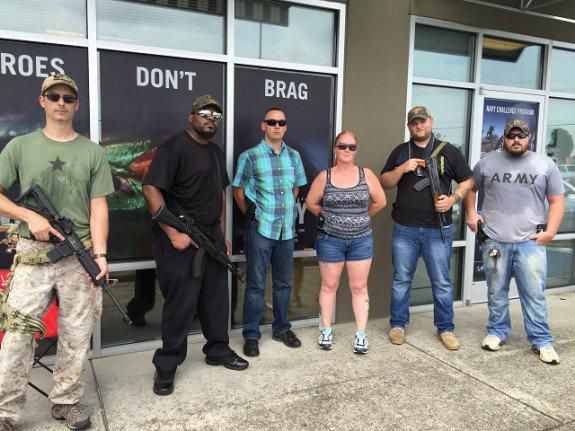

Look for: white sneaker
[481,334,503,351]
[318,331,333,350]
[534,345,560,365]
[353,333,369,354]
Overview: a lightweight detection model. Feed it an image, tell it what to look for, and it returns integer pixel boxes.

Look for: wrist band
[93,253,107,259]
[452,193,462,204]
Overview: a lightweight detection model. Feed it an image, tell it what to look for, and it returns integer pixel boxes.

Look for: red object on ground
[0,269,58,342]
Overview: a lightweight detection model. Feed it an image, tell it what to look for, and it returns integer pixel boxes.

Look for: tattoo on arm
[454,181,472,200]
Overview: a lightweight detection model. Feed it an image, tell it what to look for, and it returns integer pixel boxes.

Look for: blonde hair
[334,130,357,146]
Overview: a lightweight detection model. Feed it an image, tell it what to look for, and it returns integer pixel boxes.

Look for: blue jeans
[482,238,553,348]
[242,221,294,340]
[390,222,454,334]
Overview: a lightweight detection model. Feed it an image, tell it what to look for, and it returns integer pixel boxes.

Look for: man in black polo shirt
[380,107,473,350]
[142,95,248,396]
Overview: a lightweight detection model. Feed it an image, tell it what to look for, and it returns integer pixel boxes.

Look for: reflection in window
[410,248,463,306]
[0,0,86,38]
[232,257,320,329]
[411,85,472,240]
[414,25,475,82]
[97,0,225,53]
[550,48,575,94]
[546,240,575,288]
[481,36,542,89]
[546,98,575,233]
[235,0,336,66]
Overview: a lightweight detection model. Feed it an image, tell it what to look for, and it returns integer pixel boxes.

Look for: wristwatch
[93,253,107,259]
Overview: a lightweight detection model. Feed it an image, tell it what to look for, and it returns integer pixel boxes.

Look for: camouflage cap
[41,73,78,95]
[191,95,223,113]
[504,119,530,135]
[407,106,431,124]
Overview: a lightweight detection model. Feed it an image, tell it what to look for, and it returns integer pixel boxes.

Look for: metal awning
[460,0,575,24]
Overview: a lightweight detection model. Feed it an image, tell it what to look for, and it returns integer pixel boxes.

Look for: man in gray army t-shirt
[465,119,565,365]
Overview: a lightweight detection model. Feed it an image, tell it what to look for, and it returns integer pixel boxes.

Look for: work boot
[388,327,405,345]
[51,403,91,430]
[438,332,460,350]
[272,330,302,348]
[0,419,14,431]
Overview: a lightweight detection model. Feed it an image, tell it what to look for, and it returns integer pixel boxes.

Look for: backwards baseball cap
[504,119,530,135]
[41,73,78,95]
[191,95,222,113]
[407,106,431,124]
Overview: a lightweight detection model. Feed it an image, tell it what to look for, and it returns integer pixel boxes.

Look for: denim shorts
[316,232,374,263]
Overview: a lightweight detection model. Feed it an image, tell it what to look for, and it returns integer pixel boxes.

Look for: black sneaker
[243,339,260,357]
[272,330,302,348]
[153,369,175,396]
[205,352,249,371]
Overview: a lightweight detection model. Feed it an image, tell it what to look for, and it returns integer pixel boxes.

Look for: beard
[412,130,431,142]
[196,128,217,139]
[504,142,529,157]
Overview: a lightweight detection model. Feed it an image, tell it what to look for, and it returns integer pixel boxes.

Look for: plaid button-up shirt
[233,140,307,240]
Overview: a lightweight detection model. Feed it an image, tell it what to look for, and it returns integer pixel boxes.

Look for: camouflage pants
[0,239,102,423]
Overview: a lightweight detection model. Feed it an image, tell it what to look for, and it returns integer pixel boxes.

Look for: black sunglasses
[505,132,528,140]
[263,119,287,127]
[44,93,77,104]
[336,143,357,151]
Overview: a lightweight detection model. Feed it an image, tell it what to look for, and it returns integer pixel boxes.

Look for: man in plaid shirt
[233,107,307,357]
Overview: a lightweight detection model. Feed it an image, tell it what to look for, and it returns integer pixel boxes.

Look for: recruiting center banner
[100,51,225,261]
[0,40,89,269]
[232,66,335,254]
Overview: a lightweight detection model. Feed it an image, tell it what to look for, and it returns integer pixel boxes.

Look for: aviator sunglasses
[44,93,77,104]
[196,109,223,120]
[505,132,528,140]
[336,143,357,151]
[263,119,287,127]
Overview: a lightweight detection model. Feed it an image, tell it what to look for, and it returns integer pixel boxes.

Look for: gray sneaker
[51,403,91,430]
[0,419,14,431]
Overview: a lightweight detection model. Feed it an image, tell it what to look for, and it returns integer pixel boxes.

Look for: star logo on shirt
[49,156,66,172]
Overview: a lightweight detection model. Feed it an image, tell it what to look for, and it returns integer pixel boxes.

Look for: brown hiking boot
[51,403,91,430]
[389,327,405,345]
[438,332,460,350]
[0,419,14,431]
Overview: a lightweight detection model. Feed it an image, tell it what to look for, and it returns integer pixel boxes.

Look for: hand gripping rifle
[152,203,245,283]
[15,185,132,325]
[413,158,447,243]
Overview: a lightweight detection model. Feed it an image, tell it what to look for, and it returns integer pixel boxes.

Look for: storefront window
[0,0,86,38]
[413,25,475,83]
[550,48,575,94]
[481,36,543,89]
[411,84,472,241]
[97,0,225,54]
[547,240,575,288]
[235,0,336,66]
[546,98,575,233]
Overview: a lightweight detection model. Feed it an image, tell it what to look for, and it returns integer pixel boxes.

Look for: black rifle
[152,203,245,283]
[15,185,132,325]
[424,157,447,243]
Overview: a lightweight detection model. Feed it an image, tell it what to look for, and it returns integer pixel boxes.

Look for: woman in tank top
[306,131,386,353]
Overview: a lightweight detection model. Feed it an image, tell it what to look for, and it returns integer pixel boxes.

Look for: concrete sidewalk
[15,291,575,431]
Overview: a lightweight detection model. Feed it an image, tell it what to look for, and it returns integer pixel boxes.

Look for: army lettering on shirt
[487,172,538,184]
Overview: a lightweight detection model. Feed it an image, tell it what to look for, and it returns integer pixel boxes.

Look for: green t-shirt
[0,130,115,238]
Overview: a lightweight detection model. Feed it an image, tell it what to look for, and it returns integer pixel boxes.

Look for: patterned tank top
[321,166,372,239]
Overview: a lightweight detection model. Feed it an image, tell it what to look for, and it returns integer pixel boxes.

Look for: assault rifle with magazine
[15,185,132,325]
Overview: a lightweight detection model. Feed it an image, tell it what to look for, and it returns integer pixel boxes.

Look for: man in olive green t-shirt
[0,74,114,431]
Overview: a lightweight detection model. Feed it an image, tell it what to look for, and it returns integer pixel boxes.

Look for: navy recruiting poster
[0,40,89,269]
[232,66,335,254]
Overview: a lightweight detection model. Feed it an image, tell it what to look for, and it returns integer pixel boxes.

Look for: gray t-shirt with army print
[473,150,564,243]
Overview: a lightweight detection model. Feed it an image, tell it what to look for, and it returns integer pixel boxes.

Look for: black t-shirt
[380,139,472,227]
[143,131,230,229]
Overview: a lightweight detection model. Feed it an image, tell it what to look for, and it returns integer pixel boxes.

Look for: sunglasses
[263,119,287,127]
[196,109,223,120]
[44,93,77,104]
[336,143,357,152]
[505,132,528,140]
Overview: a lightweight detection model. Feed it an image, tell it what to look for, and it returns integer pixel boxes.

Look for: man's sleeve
[546,160,565,197]
[294,151,307,187]
[90,147,116,199]
[472,161,484,191]
[450,146,473,183]
[0,140,19,190]
[380,146,400,175]
[232,152,251,188]
[142,146,178,191]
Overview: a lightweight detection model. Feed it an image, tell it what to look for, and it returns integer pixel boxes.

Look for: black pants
[126,269,156,318]
[152,225,232,372]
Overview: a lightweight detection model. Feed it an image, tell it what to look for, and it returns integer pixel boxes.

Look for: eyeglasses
[196,109,223,120]
[43,93,77,104]
[263,119,287,127]
[336,143,357,151]
[505,132,528,140]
